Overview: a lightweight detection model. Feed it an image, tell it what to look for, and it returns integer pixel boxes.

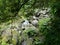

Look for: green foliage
[0,0,52,23]
[50,1,60,17]
[43,1,60,45]
[38,18,50,33]
[33,37,42,45]
[27,30,37,38]
[23,29,37,38]
[0,0,30,23]
[0,0,60,45]
[1,40,9,45]
[39,18,50,26]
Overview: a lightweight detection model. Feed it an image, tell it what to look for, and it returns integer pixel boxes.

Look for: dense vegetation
[0,0,60,45]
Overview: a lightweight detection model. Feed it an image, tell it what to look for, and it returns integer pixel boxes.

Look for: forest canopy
[0,0,57,23]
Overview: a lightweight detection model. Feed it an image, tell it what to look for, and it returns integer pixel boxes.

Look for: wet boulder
[21,20,30,30]
[31,19,38,27]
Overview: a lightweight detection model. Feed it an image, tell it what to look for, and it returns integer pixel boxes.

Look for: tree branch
[14,0,30,17]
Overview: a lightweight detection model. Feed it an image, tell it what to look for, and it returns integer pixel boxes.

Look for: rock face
[0,8,50,45]
[31,19,38,27]
[22,40,27,45]
[40,10,47,15]
[21,20,30,30]
[33,16,37,20]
